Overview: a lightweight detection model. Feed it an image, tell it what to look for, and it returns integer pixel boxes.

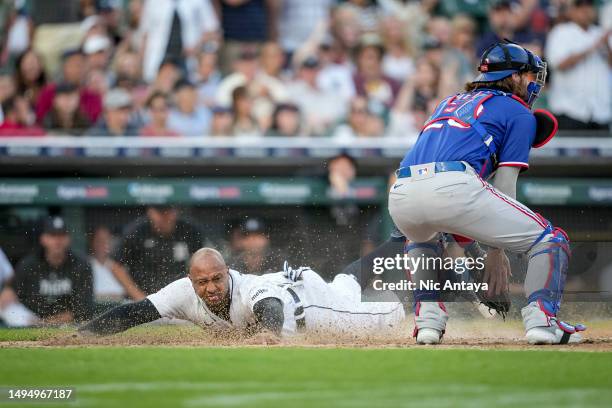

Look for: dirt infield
[2,319,612,351]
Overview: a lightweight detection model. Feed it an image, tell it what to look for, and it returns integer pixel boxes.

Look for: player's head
[40,216,71,262]
[146,205,178,236]
[188,248,230,308]
[469,41,546,108]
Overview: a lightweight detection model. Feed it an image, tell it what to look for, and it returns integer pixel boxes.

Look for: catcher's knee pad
[526,226,570,316]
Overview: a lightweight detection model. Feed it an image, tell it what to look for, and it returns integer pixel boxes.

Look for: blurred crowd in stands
[0,0,610,139]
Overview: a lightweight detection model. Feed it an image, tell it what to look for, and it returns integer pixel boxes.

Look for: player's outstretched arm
[78,299,162,336]
[252,297,284,336]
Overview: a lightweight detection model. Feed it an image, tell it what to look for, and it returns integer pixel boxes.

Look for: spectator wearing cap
[83,34,113,73]
[332,95,384,140]
[41,83,91,135]
[196,45,222,109]
[35,49,103,124]
[167,79,212,136]
[217,0,280,74]
[13,216,94,324]
[140,91,179,136]
[546,0,611,130]
[139,0,219,82]
[229,217,282,275]
[113,206,205,294]
[0,94,45,136]
[86,87,140,136]
[209,106,234,136]
[266,103,302,136]
[286,55,344,136]
[353,35,401,111]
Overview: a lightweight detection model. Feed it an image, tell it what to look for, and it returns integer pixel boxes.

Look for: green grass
[1,346,612,408]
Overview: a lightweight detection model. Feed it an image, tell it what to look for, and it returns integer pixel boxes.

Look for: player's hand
[244,330,281,345]
[283,261,311,282]
[483,248,511,297]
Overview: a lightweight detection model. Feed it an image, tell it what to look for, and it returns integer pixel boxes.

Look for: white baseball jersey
[147,269,405,336]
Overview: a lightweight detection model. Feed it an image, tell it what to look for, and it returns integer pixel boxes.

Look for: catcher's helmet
[474,41,547,108]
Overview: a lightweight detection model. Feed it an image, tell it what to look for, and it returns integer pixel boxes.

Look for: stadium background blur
[0,0,611,326]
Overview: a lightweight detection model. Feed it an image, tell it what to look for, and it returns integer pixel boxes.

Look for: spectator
[41,82,91,135]
[409,58,441,127]
[229,217,280,275]
[86,87,140,136]
[195,45,222,109]
[230,85,259,136]
[89,225,145,308]
[83,34,113,75]
[167,79,212,136]
[139,0,219,82]
[546,0,611,130]
[140,91,179,136]
[35,49,103,124]
[380,15,416,83]
[113,205,204,294]
[210,106,234,136]
[151,58,181,94]
[0,95,45,136]
[259,41,286,80]
[14,48,47,107]
[286,56,344,136]
[266,103,302,136]
[0,247,39,327]
[217,0,279,73]
[113,50,144,90]
[332,96,384,140]
[13,216,94,324]
[278,0,334,57]
[216,48,288,129]
[476,0,537,58]
[353,35,401,110]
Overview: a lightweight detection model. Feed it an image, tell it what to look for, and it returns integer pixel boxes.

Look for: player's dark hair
[464,75,526,100]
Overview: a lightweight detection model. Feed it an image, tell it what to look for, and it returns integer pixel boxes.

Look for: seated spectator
[286,56,345,136]
[380,15,416,82]
[353,34,401,111]
[41,83,91,135]
[260,41,286,80]
[196,45,222,109]
[35,49,103,124]
[332,96,384,140]
[229,217,281,275]
[266,103,302,137]
[13,216,93,324]
[14,48,47,108]
[216,48,288,129]
[0,247,39,327]
[83,34,113,76]
[210,106,234,136]
[151,58,182,95]
[167,79,212,136]
[231,85,259,136]
[546,0,611,130]
[0,95,45,136]
[140,91,179,137]
[86,87,140,136]
[89,225,145,307]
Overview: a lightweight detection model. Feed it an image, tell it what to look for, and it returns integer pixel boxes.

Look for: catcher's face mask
[525,54,547,109]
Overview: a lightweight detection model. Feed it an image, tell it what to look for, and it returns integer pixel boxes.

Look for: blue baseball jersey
[400,89,537,179]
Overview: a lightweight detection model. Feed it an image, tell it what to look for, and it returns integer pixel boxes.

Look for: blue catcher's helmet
[473,41,547,108]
